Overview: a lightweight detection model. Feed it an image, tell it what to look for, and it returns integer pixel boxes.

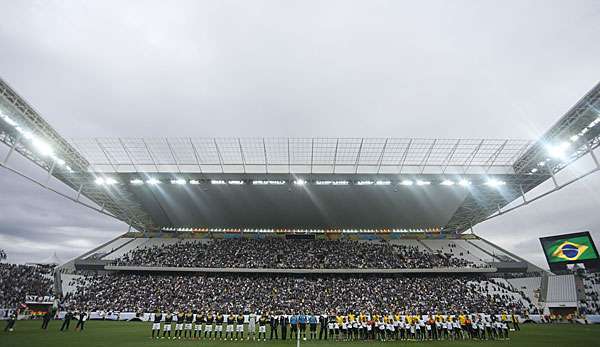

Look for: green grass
[1,321,599,347]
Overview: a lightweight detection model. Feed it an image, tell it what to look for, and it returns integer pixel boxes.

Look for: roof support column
[586,142,600,169]
[3,134,20,165]
[45,160,56,185]
[548,166,559,188]
[519,184,527,204]
[76,184,84,201]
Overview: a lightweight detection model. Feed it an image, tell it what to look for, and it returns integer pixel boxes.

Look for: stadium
[1,2,600,347]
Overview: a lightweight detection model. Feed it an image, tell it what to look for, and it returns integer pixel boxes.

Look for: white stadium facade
[2,76,600,321]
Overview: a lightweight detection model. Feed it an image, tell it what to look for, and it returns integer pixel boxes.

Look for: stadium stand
[506,276,542,308]
[0,264,54,309]
[61,273,531,314]
[581,271,600,314]
[60,273,84,296]
[112,238,478,269]
[468,240,519,262]
[472,279,539,314]
[419,239,493,265]
[83,238,134,260]
[101,238,152,260]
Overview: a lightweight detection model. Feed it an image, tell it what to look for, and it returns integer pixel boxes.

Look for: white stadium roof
[68,137,532,175]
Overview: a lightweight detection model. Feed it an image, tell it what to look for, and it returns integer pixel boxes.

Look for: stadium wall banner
[540,232,599,267]
[25,295,55,304]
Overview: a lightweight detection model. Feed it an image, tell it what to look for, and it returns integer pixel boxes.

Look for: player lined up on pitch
[148,309,521,341]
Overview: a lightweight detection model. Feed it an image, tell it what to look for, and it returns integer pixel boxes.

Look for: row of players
[150,311,521,341]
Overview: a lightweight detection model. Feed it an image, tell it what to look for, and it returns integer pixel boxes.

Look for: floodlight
[228,180,244,185]
[94,177,105,185]
[104,177,118,185]
[0,113,17,126]
[570,134,579,142]
[253,180,285,185]
[587,117,600,128]
[32,138,54,156]
[171,179,187,185]
[416,180,431,186]
[485,178,506,187]
[546,142,570,159]
[375,180,391,186]
[538,161,546,167]
[315,181,332,185]
[400,180,413,186]
[146,178,161,185]
[293,179,307,186]
[458,179,471,187]
[130,179,144,185]
[440,180,455,186]
[189,180,200,185]
[211,180,226,185]
[357,181,374,185]
[331,180,349,185]
[530,168,538,173]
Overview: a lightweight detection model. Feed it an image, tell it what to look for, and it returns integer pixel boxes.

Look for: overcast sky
[0,0,599,267]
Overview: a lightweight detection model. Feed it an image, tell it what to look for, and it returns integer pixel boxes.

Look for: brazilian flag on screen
[545,236,599,263]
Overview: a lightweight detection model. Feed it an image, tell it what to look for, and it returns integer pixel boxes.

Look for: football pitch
[1,322,600,347]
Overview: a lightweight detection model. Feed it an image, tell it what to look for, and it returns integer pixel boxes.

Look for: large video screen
[540,231,599,264]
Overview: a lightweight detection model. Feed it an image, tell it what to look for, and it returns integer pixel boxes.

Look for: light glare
[485,178,506,187]
[32,138,54,156]
[546,142,570,159]
[146,178,160,185]
[458,179,471,187]
[253,180,285,185]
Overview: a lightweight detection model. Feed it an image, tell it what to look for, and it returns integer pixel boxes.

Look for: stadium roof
[68,137,532,175]
[1,77,599,232]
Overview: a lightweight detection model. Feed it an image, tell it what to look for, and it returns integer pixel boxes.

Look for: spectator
[115,239,476,269]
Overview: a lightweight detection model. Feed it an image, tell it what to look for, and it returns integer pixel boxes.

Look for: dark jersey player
[151,309,162,339]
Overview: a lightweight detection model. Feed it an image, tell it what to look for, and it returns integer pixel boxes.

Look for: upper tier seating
[468,239,518,262]
[111,238,479,269]
[420,239,493,265]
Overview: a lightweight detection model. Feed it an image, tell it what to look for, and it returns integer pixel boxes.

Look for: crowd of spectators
[581,271,600,314]
[115,239,475,269]
[0,264,54,308]
[63,273,527,314]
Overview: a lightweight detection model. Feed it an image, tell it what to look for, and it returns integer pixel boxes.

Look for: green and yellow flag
[544,235,598,263]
